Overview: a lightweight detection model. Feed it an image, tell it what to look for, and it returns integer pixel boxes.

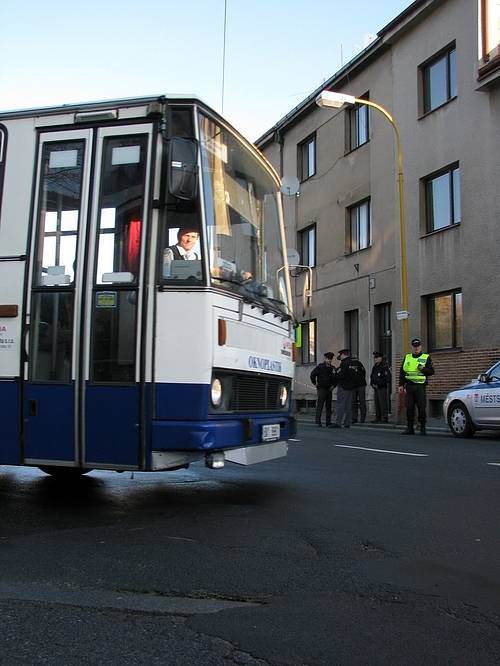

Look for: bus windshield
[198,112,290,318]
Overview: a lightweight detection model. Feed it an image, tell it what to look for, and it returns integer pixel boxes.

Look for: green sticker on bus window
[96,292,117,308]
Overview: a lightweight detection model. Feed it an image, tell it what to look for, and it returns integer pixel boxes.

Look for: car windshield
[488,362,500,381]
[198,112,290,318]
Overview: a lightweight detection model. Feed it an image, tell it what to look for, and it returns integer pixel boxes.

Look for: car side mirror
[168,138,198,201]
[479,373,490,383]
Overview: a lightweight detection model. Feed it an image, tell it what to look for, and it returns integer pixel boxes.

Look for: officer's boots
[402,421,415,435]
[420,423,427,436]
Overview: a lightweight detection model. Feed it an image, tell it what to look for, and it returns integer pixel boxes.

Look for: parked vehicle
[444,361,500,437]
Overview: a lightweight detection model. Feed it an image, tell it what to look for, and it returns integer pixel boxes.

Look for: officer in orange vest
[398,338,435,435]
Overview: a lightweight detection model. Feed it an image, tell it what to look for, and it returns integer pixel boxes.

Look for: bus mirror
[168,138,198,201]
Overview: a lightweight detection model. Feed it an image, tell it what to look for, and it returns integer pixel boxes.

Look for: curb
[295,417,449,435]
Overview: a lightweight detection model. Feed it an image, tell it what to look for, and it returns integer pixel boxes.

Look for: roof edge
[255,0,443,148]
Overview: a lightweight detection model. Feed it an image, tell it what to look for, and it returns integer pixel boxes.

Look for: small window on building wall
[422,44,457,114]
[348,199,371,253]
[425,164,461,232]
[349,95,369,150]
[344,309,359,359]
[427,290,462,350]
[298,319,316,365]
[298,134,316,182]
[298,224,316,267]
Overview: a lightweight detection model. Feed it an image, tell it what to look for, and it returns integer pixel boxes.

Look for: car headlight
[279,384,288,408]
[211,377,223,408]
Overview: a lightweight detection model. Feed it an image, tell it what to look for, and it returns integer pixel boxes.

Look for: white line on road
[289,438,301,442]
[335,444,428,457]
[487,463,500,466]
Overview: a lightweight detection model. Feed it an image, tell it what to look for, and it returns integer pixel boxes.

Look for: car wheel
[448,401,475,438]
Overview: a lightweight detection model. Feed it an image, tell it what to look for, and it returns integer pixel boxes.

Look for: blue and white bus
[0,95,295,477]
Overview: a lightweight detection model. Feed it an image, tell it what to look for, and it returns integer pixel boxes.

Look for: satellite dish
[287,248,300,266]
[280,175,300,196]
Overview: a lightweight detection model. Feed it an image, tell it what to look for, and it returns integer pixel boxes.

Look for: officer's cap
[324,352,334,360]
[337,349,349,360]
[373,351,383,358]
[411,338,422,346]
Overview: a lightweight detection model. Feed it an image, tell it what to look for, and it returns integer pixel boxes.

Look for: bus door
[23,124,153,469]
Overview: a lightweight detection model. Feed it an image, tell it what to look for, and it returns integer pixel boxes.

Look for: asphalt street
[1,424,500,665]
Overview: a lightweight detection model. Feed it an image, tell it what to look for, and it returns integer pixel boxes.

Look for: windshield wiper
[264,296,295,323]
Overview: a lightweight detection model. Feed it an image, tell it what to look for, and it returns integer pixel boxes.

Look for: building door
[375,302,392,397]
[23,124,153,468]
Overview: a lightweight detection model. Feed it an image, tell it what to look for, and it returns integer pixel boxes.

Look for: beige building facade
[257,0,500,418]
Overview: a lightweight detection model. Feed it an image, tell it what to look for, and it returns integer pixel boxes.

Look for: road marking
[334,444,428,457]
[289,438,301,442]
[487,463,500,466]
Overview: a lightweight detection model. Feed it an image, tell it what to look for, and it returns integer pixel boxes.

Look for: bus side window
[0,127,5,225]
[161,216,202,283]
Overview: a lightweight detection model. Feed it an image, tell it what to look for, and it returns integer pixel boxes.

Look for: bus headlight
[211,377,223,407]
[279,384,288,408]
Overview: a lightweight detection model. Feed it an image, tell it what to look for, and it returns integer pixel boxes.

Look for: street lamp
[315,90,410,345]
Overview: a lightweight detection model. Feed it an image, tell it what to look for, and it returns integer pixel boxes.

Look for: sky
[1,1,413,142]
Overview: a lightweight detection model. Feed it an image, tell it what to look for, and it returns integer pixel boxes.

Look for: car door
[471,361,500,426]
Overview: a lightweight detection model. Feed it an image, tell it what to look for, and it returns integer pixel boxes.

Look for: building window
[348,199,371,253]
[425,164,461,232]
[374,302,392,362]
[480,0,500,63]
[298,224,316,267]
[344,310,359,359]
[427,290,462,350]
[422,44,457,114]
[298,319,316,365]
[348,95,369,150]
[298,134,316,182]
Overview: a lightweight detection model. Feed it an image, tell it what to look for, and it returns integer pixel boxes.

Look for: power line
[221,0,228,114]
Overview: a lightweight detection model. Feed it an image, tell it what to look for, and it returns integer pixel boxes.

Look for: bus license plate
[262,424,280,442]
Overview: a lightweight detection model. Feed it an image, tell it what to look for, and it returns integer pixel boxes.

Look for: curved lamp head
[315,91,356,109]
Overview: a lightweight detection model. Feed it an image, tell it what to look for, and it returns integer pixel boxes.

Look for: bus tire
[38,466,92,478]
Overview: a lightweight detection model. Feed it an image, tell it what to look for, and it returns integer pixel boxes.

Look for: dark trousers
[373,386,389,421]
[351,386,366,423]
[405,382,427,424]
[315,388,332,425]
[336,387,353,426]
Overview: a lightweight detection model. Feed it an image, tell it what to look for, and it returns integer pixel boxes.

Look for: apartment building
[256,0,500,417]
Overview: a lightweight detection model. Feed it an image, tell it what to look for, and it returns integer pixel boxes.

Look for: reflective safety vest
[403,353,429,384]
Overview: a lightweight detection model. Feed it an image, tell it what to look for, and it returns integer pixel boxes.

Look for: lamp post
[315,90,410,346]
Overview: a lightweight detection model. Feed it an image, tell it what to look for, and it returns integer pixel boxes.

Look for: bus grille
[229,374,285,412]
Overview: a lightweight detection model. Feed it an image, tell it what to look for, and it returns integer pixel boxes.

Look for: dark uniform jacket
[370,362,391,388]
[336,357,365,390]
[310,362,337,390]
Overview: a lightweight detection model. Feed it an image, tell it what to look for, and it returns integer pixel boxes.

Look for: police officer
[332,349,365,428]
[398,338,435,435]
[370,352,391,423]
[351,356,367,424]
[310,352,337,427]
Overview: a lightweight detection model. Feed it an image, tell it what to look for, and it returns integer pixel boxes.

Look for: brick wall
[396,348,500,399]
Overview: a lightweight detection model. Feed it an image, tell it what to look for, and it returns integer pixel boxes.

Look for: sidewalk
[295,412,448,434]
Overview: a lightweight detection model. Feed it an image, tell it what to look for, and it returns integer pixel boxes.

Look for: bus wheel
[38,466,93,478]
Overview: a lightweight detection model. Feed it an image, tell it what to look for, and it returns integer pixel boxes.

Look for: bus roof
[0,94,206,121]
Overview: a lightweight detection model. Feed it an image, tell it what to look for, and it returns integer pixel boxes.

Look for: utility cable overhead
[221,0,228,114]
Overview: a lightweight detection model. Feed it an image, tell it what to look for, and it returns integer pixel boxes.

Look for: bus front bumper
[151,416,295,452]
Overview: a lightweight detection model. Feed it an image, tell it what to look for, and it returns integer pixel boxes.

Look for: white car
[444,361,500,437]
